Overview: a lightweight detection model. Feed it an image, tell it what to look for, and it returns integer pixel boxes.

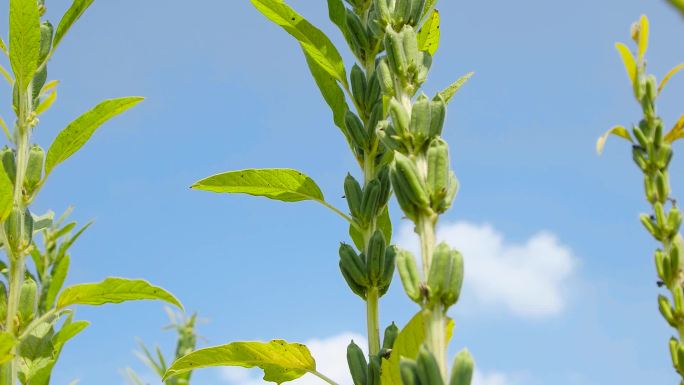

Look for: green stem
[5,256,24,385]
[311,370,340,385]
[425,305,447,380]
[366,286,381,356]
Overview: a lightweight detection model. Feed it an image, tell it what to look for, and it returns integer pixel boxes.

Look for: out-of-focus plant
[164,2,474,385]
[598,14,684,382]
[126,309,199,385]
[667,0,684,17]
[0,1,182,384]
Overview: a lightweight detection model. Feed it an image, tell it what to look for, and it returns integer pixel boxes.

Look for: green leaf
[0,332,17,365]
[52,317,89,350]
[45,97,143,175]
[438,72,474,103]
[18,319,57,384]
[668,0,684,16]
[53,0,95,51]
[417,10,440,56]
[326,0,347,34]
[45,255,69,309]
[0,37,8,56]
[615,42,637,85]
[193,168,325,203]
[596,125,633,155]
[0,164,13,222]
[9,0,41,89]
[303,48,350,141]
[250,0,347,86]
[637,15,649,63]
[421,0,438,20]
[381,312,454,385]
[163,340,316,383]
[56,277,182,309]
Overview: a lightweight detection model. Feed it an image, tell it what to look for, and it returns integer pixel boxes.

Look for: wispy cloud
[396,221,578,318]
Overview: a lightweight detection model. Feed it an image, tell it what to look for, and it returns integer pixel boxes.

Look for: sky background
[1,0,684,384]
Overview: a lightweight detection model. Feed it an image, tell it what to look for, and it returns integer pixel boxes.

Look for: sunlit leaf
[665,115,684,143]
[596,125,633,154]
[417,10,440,56]
[658,63,684,94]
[0,332,16,365]
[56,278,182,309]
[637,15,649,63]
[438,72,474,103]
[53,0,95,51]
[615,42,637,85]
[163,340,316,383]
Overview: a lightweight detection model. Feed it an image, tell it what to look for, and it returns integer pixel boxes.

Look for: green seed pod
[4,206,33,255]
[397,249,422,302]
[341,264,367,299]
[393,0,412,26]
[640,213,660,240]
[400,358,420,385]
[644,175,657,204]
[378,121,405,153]
[351,65,368,114]
[346,111,370,151]
[656,143,673,169]
[390,166,420,220]
[671,243,681,280]
[38,21,53,62]
[345,174,364,219]
[385,29,408,76]
[415,52,432,86]
[347,10,370,54]
[645,74,658,102]
[655,202,667,229]
[24,144,45,195]
[410,94,432,147]
[375,0,391,25]
[633,127,649,148]
[377,166,392,205]
[428,243,464,307]
[377,58,395,95]
[366,230,387,285]
[382,322,399,350]
[427,137,450,206]
[366,72,382,110]
[340,243,370,288]
[449,349,475,385]
[655,171,669,203]
[670,338,679,369]
[393,152,429,208]
[677,345,684,374]
[668,208,683,235]
[1,146,16,185]
[655,249,666,280]
[436,171,458,213]
[409,0,426,25]
[367,103,384,147]
[389,99,410,136]
[675,286,684,313]
[19,277,38,324]
[429,96,446,137]
[659,294,677,327]
[632,147,648,172]
[379,245,397,295]
[416,345,444,385]
[361,179,382,224]
[347,340,368,385]
[368,355,381,385]
[401,26,419,70]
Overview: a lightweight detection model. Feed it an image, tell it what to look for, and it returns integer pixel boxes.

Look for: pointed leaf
[250,0,347,86]
[45,255,69,309]
[303,48,350,141]
[0,332,17,365]
[34,90,56,115]
[56,278,182,309]
[438,72,474,103]
[0,163,13,222]
[9,0,41,89]
[381,312,454,385]
[53,0,95,51]
[193,169,325,203]
[596,125,633,154]
[163,340,316,383]
[659,63,684,94]
[326,0,347,34]
[0,64,14,85]
[417,10,440,56]
[637,15,649,62]
[665,115,684,143]
[615,42,637,85]
[421,0,437,20]
[52,317,89,350]
[45,97,143,175]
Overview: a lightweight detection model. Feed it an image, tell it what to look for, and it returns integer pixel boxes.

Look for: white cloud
[220,332,366,385]
[396,221,577,318]
[472,370,512,385]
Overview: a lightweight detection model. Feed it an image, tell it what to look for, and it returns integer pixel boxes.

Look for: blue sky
[2,0,684,384]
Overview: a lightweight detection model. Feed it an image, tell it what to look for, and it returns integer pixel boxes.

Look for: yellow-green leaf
[0,64,14,86]
[34,91,56,115]
[9,0,41,89]
[596,125,633,155]
[45,97,143,175]
[163,340,316,383]
[0,163,13,223]
[659,62,684,94]
[250,0,347,87]
[53,0,95,51]
[56,277,182,309]
[417,10,440,56]
[615,42,637,85]
[0,332,16,365]
[438,72,474,103]
[193,168,325,203]
[637,15,649,63]
[380,312,454,385]
[665,115,684,143]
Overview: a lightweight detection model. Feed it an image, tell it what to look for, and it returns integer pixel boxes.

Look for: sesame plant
[0,0,182,384]
[597,15,684,382]
[125,309,199,385]
[164,2,474,385]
